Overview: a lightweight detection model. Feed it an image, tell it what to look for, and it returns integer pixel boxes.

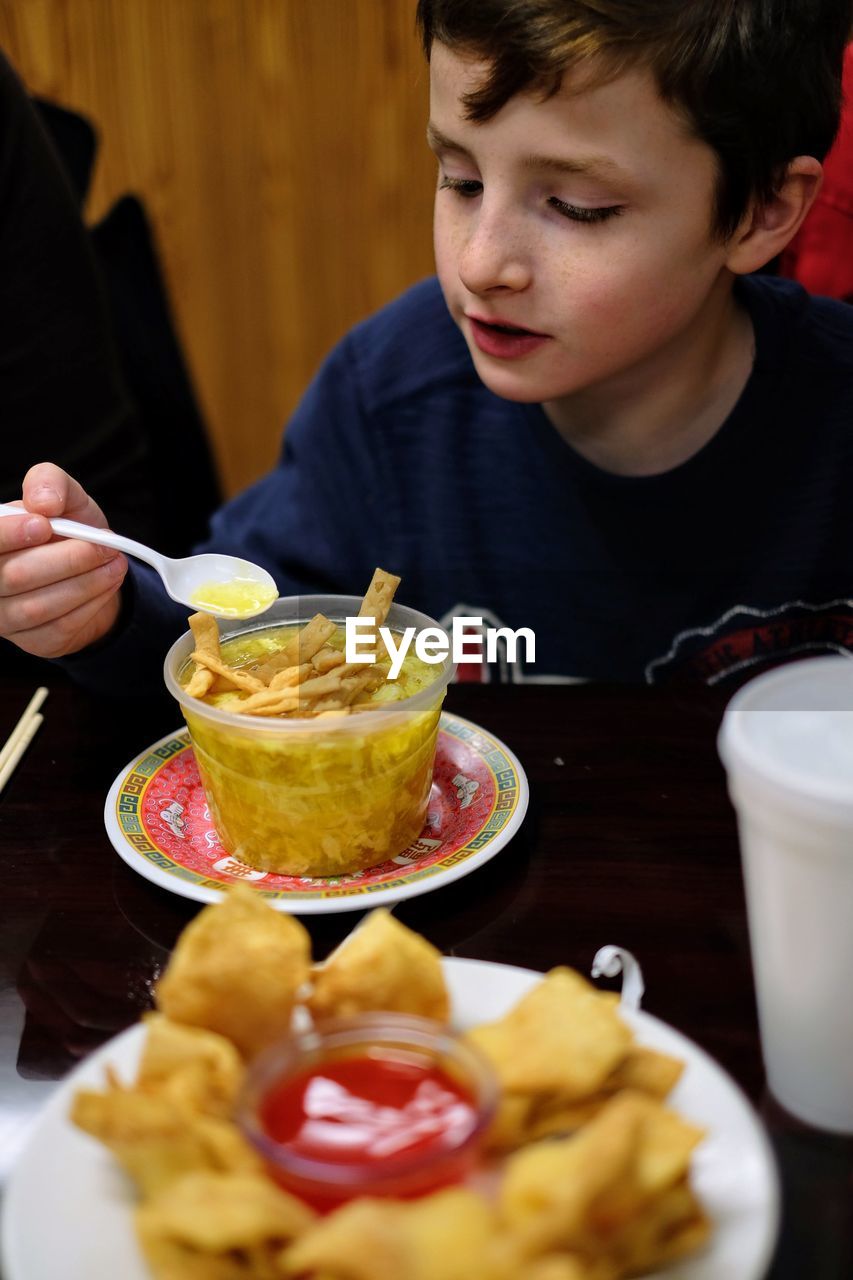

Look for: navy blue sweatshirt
[62,273,853,690]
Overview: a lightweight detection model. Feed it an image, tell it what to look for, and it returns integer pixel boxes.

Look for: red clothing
[779,44,853,301]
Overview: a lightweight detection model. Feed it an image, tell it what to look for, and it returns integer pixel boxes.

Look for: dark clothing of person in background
[0,51,156,540]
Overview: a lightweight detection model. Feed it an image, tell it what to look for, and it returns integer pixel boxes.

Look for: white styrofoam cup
[718,656,853,1133]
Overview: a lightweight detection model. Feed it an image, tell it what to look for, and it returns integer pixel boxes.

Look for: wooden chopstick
[0,686,47,797]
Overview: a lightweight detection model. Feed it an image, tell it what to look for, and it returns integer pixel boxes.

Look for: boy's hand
[0,463,128,658]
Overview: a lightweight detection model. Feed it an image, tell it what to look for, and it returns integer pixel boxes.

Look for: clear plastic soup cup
[164,596,455,878]
[236,1012,498,1211]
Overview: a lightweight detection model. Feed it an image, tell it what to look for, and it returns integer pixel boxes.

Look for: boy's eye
[437,177,624,222]
[548,196,624,224]
[438,176,482,198]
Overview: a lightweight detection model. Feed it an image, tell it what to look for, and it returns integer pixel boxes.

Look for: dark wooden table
[1,655,851,1278]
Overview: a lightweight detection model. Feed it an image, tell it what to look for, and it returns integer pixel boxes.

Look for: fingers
[0,465,124,657]
[0,508,53,556]
[0,539,127,658]
[0,463,111,558]
[22,462,109,527]
[0,531,125,593]
[1,574,125,659]
[1,550,126,625]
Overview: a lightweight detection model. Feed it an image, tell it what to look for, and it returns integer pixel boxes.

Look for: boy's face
[429,43,741,409]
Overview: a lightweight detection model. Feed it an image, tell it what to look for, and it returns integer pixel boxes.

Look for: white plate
[1,959,779,1280]
[103,714,528,914]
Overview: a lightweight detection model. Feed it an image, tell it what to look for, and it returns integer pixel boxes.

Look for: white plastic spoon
[0,501,279,619]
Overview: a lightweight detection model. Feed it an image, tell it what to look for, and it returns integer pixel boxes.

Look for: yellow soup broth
[189,578,279,619]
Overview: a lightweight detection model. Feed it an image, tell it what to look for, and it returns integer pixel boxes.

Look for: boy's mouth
[466,314,551,359]
[467,314,548,337]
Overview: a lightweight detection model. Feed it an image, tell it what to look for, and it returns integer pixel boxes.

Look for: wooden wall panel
[0,1,437,495]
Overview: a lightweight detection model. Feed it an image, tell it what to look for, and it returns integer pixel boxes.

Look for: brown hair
[416,0,853,237]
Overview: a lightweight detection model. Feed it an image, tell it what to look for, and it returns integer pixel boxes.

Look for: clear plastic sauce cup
[236,1012,498,1211]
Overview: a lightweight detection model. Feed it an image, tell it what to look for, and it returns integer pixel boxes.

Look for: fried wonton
[467,969,632,1100]
[488,1094,600,1152]
[70,1086,261,1197]
[137,1014,245,1117]
[603,1045,683,1100]
[499,1091,708,1275]
[495,1044,686,1149]
[307,908,449,1023]
[137,1171,315,1280]
[609,1178,711,1275]
[466,970,687,1152]
[156,885,311,1057]
[514,1258,618,1280]
[281,1188,504,1280]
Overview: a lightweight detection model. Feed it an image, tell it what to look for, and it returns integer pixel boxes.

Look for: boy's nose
[457,210,531,295]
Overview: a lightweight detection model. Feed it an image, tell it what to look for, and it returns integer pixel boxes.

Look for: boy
[2,0,853,688]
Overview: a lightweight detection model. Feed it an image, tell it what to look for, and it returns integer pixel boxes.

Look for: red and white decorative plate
[103,712,528,914]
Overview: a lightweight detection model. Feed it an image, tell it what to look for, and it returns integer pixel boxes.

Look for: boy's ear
[725,157,823,275]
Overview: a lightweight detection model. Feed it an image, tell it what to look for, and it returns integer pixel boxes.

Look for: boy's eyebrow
[426,123,631,182]
[522,152,629,181]
[426,123,471,155]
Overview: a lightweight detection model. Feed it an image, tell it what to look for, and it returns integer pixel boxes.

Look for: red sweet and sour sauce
[258,1050,480,1209]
